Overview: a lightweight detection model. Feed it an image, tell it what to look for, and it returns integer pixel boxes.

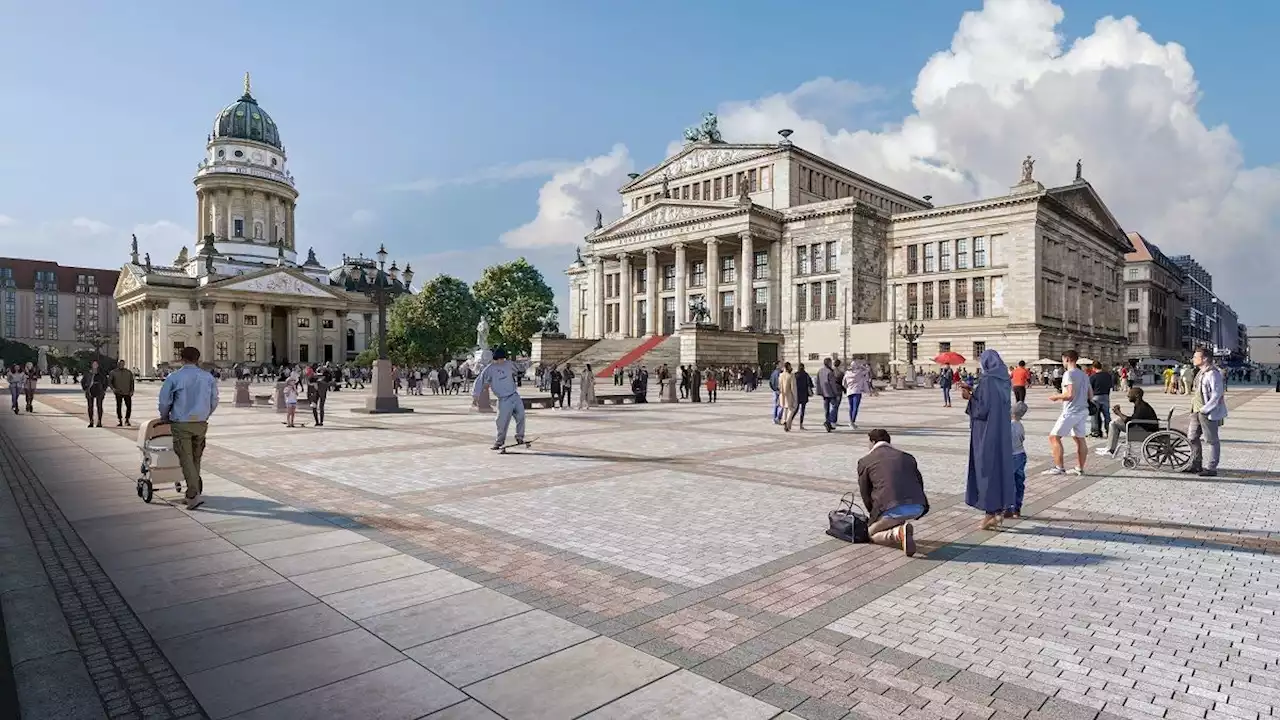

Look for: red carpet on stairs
[596,335,668,378]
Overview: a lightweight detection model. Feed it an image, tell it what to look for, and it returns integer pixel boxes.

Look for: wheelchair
[1115,408,1194,471]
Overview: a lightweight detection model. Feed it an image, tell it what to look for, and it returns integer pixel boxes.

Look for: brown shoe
[901,523,916,557]
[980,514,1000,531]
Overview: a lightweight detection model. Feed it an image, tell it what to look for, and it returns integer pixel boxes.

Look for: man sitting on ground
[856,429,929,556]
[1097,386,1159,457]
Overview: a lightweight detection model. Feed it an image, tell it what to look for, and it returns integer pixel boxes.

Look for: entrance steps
[560,336,683,379]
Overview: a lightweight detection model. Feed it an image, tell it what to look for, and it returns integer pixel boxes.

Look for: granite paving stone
[321,569,479,620]
[581,669,779,719]
[406,609,596,686]
[227,659,465,719]
[360,587,531,650]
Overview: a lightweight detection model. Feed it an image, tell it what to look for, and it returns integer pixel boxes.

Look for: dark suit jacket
[856,444,929,522]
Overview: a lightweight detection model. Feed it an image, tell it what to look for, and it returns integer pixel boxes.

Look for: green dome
[212,75,281,149]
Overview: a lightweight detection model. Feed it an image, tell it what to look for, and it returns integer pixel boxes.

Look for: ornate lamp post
[350,244,414,414]
[896,321,925,383]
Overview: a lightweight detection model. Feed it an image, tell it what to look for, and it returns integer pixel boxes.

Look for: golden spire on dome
[243,71,251,96]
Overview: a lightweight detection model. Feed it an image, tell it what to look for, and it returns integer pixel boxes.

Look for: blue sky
[1,0,1276,323]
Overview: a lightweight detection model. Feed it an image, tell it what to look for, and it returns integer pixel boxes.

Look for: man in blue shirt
[157,346,219,510]
[473,348,525,450]
[768,362,782,424]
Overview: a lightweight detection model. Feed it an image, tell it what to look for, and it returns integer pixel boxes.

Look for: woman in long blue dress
[964,349,1016,530]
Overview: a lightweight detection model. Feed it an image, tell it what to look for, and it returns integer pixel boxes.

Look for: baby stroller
[1116,408,1194,471]
[136,419,184,503]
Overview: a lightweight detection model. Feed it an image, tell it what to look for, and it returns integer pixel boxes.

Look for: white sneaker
[1095,448,1112,456]
[1041,466,1066,475]
[1069,467,1085,476]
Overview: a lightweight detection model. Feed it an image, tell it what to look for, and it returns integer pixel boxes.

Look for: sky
[1,0,1277,325]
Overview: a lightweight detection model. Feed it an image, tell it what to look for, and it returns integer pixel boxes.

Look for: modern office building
[0,258,119,357]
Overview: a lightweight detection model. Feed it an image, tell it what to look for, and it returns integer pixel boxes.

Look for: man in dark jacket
[793,363,813,430]
[108,359,135,427]
[81,360,108,428]
[1098,386,1159,457]
[816,358,841,432]
[308,367,329,426]
[856,429,929,556]
[1089,367,1115,437]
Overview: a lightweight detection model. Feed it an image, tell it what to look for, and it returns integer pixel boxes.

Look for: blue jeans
[941,386,951,405]
[847,394,862,425]
[1011,453,1027,512]
[1096,393,1111,428]
[822,396,839,426]
[772,391,782,422]
[796,402,807,425]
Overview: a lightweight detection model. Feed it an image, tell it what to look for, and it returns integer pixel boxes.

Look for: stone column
[645,248,658,335]
[199,300,216,363]
[618,253,632,338]
[705,239,719,326]
[314,309,324,363]
[286,308,298,363]
[739,231,754,330]
[674,243,687,325]
[262,304,274,363]
[287,202,297,250]
[142,302,154,373]
[336,310,349,360]
[231,302,244,362]
[592,259,605,339]
[196,191,204,240]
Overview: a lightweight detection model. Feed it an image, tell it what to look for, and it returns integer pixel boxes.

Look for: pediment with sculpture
[212,269,344,299]
[627,144,775,190]
[596,202,740,239]
[1046,184,1129,248]
[113,268,143,298]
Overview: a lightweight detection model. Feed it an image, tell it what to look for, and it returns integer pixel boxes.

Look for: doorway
[271,307,289,364]
[662,297,675,335]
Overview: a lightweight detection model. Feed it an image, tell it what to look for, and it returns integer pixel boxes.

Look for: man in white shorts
[1044,349,1092,476]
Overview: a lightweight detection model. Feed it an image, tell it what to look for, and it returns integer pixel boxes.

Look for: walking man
[108,359,135,427]
[1185,347,1227,477]
[158,347,219,510]
[1011,360,1030,403]
[474,348,525,450]
[1044,349,1091,476]
[817,358,840,432]
[81,359,108,428]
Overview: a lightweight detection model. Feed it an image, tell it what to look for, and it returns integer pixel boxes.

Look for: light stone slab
[159,602,357,675]
[581,669,779,720]
[321,570,479,620]
[227,659,464,720]
[406,609,596,686]
[261,539,400,578]
[289,553,435,596]
[361,587,531,651]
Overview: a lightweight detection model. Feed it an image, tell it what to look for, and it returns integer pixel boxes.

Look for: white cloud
[131,220,192,265]
[70,217,111,234]
[0,218,191,270]
[508,0,1274,322]
[350,209,377,225]
[0,215,15,227]
[499,144,634,249]
[393,158,580,194]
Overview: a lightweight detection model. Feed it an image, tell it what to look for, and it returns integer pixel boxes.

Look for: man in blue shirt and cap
[473,348,526,449]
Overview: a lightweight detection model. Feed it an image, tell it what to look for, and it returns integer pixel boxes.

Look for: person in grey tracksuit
[474,348,526,449]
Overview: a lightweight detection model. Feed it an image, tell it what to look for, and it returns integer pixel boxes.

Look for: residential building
[1122,232,1184,361]
[1169,254,1214,354]
[0,258,119,357]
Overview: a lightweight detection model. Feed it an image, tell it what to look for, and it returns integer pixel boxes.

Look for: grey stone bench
[523,396,557,410]
[597,394,636,405]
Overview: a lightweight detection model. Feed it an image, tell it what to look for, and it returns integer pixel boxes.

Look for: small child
[1008,401,1028,518]
[283,372,299,427]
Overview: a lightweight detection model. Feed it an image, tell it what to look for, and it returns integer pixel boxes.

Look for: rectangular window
[825,241,836,272]
[753,250,768,280]
[719,291,734,330]
[974,237,987,268]
[796,245,810,275]
[973,277,986,317]
[691,261,705,288]
[906,284,918,320]
[245,341,257,362]
[692,183,701,200]
[810,282,822,321]
[1127,268,1138,280]
[1127,332,1138,343]
[907,245,918,274]
[748,168,758,191]
[636,268,647,294]
[811,245,823,274]
[172,341,184,361]
[216,340,228,361]
[322,318,335,329]
[1127,309,1140,324]
[825,281,837,320]
[957,239,969,270]
[713,178,722,200]
[681,185,689,200]
[1128,288,1139,302]
[939,241,951,272]
[170,312,187,324]
[760,166,771,190]
[299,344,309,363]
[939,280,951,319]
[923,244,936,273]
[720,256,735,284]
[973,341,986,357]
[662,264,675,291]
[956,278,967,317]
[922,281,934,319]
[938,341,951,353]
[297,316,311,328]
[214,313,229,324]
[244,314,258,326]
[795,284,807,321]
[233,218,244,238]
[703,180,711,198]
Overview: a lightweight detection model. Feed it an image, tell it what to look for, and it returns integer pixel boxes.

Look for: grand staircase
[562,335,683,379]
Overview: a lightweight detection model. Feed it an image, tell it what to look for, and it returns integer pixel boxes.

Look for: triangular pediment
[211,267,344,299]
[1047,182,1132,251]
[113,266,143,298]
[625,143,777,190]
[596,201,740,239]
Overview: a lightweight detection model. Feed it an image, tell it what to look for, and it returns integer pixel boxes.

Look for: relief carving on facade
[114,270,141,297]
[219,271,334,298]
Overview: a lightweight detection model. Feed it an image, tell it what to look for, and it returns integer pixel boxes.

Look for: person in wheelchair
[1097,386,1158,457]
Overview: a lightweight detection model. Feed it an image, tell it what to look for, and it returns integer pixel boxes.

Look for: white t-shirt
[1060,367,1090,416]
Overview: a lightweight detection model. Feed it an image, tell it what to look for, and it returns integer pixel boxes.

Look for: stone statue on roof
[175,246,188,265]
[1020,155,1035,183]
[683,112,724,144]
[143,253,152,273]
[204,252,215,275]
[1075,158,1083,182]
[594,209,603,230]
[661,173,671,199]
[130,234,139,264]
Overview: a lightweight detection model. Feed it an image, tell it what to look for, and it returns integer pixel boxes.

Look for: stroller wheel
[136,478,145,498]
[140,479,154,504]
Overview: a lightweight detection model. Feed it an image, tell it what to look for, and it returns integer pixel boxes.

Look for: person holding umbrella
[934,351,966,408]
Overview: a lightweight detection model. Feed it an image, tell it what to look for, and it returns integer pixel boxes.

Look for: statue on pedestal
[1020,155,1035,183]
[471,316,494,413]
[37,346,48,374]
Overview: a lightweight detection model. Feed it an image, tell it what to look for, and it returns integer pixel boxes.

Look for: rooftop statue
[1020,155,1035,183]
[683,112,724,144]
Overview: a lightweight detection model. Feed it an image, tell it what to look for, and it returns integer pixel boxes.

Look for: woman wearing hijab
[964,349,1016,530]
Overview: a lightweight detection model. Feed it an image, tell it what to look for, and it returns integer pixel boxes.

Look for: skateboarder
[474,348,526,450]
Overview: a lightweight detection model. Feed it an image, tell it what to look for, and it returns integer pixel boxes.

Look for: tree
[472,259,557,355]
[353,348,378,368]
[388,274,482,365]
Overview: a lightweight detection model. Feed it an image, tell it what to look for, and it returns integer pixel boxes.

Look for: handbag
[826,492,871,543]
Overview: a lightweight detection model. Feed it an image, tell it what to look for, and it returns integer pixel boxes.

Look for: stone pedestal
[274,382,287,413]
[352,359,414,414]
[233,380,252,408]
[471,355,495,413]
[661,379,678,403]
[472,385,494,413]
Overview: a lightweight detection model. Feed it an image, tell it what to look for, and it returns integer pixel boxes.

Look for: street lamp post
[351,245,415,414]
[896,321,925,385]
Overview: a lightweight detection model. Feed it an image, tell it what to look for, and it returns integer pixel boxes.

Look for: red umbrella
[934,351,966,366]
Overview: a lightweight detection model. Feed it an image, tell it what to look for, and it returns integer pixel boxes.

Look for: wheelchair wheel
[1122,456,1139,470]
[1141,431,1193,472]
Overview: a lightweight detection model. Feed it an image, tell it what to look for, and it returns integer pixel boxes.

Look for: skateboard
[497,436,538,454]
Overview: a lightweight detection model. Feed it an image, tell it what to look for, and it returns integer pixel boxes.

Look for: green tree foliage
[472,259,557,355]
[0,338,39,368]
[353,348,378,367]
[388,274,482,365]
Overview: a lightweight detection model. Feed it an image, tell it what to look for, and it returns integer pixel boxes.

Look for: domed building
[112,75,412,372]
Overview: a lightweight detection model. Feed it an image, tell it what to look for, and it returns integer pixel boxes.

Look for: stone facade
[1123,232,1185,361]
[569,128,1134,369]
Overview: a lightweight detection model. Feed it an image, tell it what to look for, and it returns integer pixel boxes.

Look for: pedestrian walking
[158,347,219,510]
[964,349,1016,530]
[109,359,135,426]
[81,359,108,428]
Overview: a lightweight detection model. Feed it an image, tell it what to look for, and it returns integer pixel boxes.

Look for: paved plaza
[2,379,1277,719]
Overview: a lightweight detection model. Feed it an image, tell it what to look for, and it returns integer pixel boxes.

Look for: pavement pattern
[1,378,1276,720]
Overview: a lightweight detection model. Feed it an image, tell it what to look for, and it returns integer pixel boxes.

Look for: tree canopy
[472,258,557,355]
[388,274,482,365]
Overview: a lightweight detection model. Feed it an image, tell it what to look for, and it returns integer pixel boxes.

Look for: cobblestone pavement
[5,380,1276,720]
